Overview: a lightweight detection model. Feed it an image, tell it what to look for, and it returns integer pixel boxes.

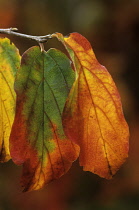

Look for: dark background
[0,0,139,209]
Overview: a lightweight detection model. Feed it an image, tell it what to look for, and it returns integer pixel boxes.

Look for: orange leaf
[53,33,129,179]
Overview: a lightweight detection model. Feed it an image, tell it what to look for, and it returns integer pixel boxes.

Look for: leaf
[0,38,20,162]
[53,32,129,179]
[10,47,79,192]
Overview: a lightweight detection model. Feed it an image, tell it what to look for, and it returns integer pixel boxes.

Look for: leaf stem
[0,28,52,43]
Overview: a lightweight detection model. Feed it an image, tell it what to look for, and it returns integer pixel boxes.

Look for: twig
[0,28,52,43]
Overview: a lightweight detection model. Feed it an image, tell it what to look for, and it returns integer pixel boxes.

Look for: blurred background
[0,0,139,209]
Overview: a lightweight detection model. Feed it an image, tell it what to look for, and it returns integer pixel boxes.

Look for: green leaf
[0,38,20,162]
[10,46,79,192]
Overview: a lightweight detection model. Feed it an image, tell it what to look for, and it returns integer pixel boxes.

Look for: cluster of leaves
[0,32,129,192]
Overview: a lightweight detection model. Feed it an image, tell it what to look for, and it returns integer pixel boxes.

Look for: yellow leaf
[0,38,20,162]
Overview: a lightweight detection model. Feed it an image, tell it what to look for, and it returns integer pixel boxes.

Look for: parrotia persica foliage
[0,32,129,192]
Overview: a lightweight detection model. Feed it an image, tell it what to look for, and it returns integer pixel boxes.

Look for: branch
[0,28,52,43]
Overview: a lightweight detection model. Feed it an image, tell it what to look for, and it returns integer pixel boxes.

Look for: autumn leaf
[10,47,79,192]
[53,32,129,179]
[0,38,20,162]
